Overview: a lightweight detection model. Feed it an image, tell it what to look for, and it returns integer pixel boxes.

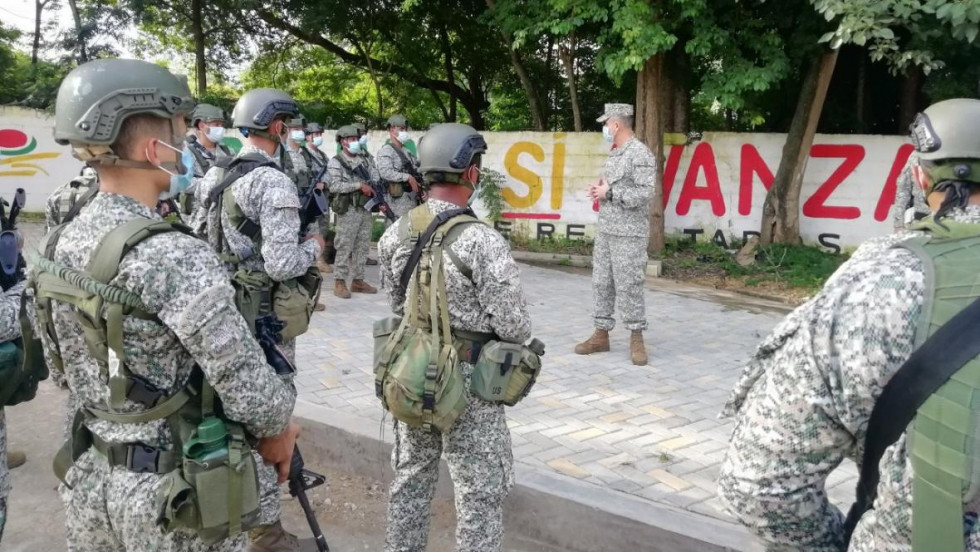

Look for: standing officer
[720,98,980,551]
[44,58,298,552]
[196,88,323,551]
[376,114,422,220]
[327,125,378,299]
[892,153,930,231]
[574,103,655,366]
[378,123,532,552]
[184,103,232,218]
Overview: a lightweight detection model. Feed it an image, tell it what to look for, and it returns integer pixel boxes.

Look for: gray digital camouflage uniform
[719,205,980,551]
[891,154,930,230]
[195,143,319,526]
[327,152,378,282]
[0,280,24,544]
[186,138,231,220]
[592,137,655,331]
[47,192,296,551]
[378,199,533,552]
[376,141,421,220]
[45,171,98,233]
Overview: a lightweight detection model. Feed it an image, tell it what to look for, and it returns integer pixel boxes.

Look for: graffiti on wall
[0,129,60,179]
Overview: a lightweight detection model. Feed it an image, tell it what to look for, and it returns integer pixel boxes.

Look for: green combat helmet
[417,123,487,186]
[190,104,227,129]
[305,122,324,134]
[335,124,358,143]
[386,114,408,129]
[54,58,195,167]
[910,98,980,193]
[230,88,298,141]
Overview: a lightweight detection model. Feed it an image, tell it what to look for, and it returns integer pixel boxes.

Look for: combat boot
[248,521,300,552]
[630,331,648,366]
[6,450,26,469]
[316,258,332,274]
[314,301,326,312]
[366,257,378,266]
[574,329,609,355]
[334,279,351,299]
[350,279,378,294]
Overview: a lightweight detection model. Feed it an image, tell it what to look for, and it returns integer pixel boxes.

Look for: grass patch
[509,233,594,256]
[371,218,387,242]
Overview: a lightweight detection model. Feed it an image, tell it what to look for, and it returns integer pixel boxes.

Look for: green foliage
[372,218,386,242]
[508,232,594,255]
[477,168,507,222]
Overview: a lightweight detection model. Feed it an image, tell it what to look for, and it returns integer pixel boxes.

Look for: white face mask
[290,129,306,142]
[602,124,615,143]
[396,131,410,144]
[206,126,225,144]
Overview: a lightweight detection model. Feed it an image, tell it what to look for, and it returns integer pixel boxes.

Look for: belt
[91,434,179,474]
[453,329,497,363]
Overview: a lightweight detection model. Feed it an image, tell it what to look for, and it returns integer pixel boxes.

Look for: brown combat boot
[574,329,610,355]
[6,450,26,469]
[316,258,332,274]
[314,301,326,312]
[334,279,351,299]
[350,279,378,294]
[248,521,301,552]
[630,331,648,366]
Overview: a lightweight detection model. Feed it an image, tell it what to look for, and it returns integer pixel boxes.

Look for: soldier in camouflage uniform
[327,125,379,299]
[48,59,299,552]
[378,123,532,552]
[892,152,930,231]
[353,122,380,266]
[184,103,232,219]
[376,114,423,221]
[284,117,312,193]
[0,237,28,543]
[719,98,980,551]
[574,103,655,366]
[45,165,98,233]
[196,88,323,552]
[304,123,334,276]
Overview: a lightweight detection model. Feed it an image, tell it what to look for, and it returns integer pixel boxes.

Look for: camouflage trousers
[592,232,648,331]
[389,193,417,222]
[334,210,372,282]
[256,345,297,527]
[0,409,7,545]
[385,376,515,552]
[59,450,246,551]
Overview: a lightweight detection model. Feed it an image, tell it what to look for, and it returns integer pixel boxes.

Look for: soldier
[574,103,655,366]
[184,103,232,218]
[378,123,532,552]
[353,122,380,266]
[45,164,98,233]
[284,117,313,194]
[892,153,930,231]
[326,125,379,299]
[719,98,980,551]
[196,88,324,551]
[304,123,333,277]
[44,58,299,551]
[376,114,423,220]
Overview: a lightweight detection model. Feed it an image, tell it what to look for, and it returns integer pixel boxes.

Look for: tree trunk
[67,0,88,62]
[559,37,582,132]
[635,55,666,256]
[760,50,839,245]
[438,24,457,122]
[670,48,690,132]
[191,0,207,94]
[32,0,44,67]
[485,0,546,130]
[899,65,923,132]
[463,69,487,130]
[856,54,866,132]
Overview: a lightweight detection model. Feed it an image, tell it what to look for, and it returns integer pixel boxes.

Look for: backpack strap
[398,207,476,294]
[205,154,278,264]
[188,141,211,176]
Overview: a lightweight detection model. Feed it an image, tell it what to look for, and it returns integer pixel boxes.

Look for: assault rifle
[364,178,396,223]
[0,190,25,291]
[254,315,330,551]
[299,187,329,235]
[0,188,25,231]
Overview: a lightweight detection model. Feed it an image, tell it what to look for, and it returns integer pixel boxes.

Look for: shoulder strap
[392,144,416,171]
[843,295,980,544]
[442,219,481,280]
[206,153,277,206]
[188,142,210,173]
[398,208,476,293]
[86,218,190,283]
[61,180,100,226]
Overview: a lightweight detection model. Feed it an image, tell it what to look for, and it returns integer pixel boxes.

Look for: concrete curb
[512,250,665,277]
[293,400,762,552]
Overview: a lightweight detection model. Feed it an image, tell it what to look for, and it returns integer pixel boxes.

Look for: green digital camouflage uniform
[327,151,378,283]
[719,206,980,551]
[377,198,533,552]
[891,154,930,230]
[0,279,25,543]
[592,136,655,332]
[50,193,296,551]
[376,141,421,220]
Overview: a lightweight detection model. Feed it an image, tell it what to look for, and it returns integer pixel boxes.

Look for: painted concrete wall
[1,106,911,248]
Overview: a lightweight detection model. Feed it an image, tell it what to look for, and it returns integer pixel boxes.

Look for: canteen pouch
[472,340,543,406]
[332,193,351,215]
[273,267,321,341]
[230,270,273,335]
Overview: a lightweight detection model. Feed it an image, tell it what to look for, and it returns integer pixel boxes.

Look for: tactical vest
[182,142,232,215]
[896,218,980,552]
[53,175,99,227]
[373,206,543,432]
[332,155,371,215]
[203,154,321,342]
[33,218,260,543]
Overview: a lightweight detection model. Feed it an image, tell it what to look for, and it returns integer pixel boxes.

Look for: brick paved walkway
[295,256,859,523]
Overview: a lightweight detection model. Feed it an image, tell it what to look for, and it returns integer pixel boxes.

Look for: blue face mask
[348,141,362,155]
[312,136,323,147]
[602,125,615,143]
[157,142,195,200]
[359,135,368,148]
[290,129,306,142]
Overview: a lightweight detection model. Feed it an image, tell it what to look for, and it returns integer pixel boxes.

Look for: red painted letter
[873,144,916,221]
[802,144,865,220]
[662,145,685,208]
[675,142,726,216]
[738,144,775,215]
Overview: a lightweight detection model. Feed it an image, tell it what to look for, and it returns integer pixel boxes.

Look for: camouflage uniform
[196,143,319,526]
[592,137,655,331]
[376,141,420,220]
[0,280,25,543]
[377,199,533,552]
[186,138,232,222]
[327,152,378,283]
[718,205,980,551]
[50,192,296,551]
[891,153,930,230]
[45,171,98,233]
